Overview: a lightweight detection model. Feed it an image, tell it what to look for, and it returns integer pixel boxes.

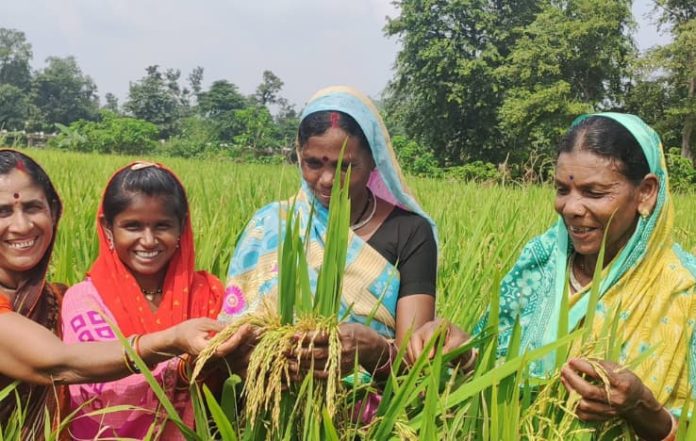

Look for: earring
[639,208,650,218]
[176,237,180,249]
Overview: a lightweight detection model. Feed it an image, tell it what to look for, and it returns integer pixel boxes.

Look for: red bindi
[12,193,19,199]
[322,156,329,162]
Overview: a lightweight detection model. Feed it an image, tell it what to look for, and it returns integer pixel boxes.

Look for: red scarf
[87,162,222,336]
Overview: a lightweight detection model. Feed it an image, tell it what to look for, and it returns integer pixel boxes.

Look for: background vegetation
[1,0,695,184]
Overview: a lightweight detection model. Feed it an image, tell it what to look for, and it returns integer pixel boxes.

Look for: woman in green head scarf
[411,113,696,440]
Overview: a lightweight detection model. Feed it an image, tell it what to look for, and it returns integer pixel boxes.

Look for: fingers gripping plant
[192,143,352,437]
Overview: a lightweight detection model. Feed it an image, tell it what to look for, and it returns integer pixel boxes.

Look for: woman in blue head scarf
[219,86,439,378]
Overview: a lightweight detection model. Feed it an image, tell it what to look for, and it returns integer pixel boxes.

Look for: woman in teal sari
[411,113,695,440]
[219,86,439,379]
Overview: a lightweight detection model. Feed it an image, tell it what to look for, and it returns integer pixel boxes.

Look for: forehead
[0,169,46,201]
[555,150,628,184]
[116,194,179,219]
[302,128,370,159]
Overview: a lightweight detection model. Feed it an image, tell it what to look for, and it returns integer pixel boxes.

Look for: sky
[2,0,673,110]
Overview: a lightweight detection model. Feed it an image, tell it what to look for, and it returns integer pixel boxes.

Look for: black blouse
[366,206,437,299]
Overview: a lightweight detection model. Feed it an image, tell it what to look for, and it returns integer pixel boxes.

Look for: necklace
[141,287,162,302]
[0,279,17,293]
[568,252,586,293]
[351,190,377,231]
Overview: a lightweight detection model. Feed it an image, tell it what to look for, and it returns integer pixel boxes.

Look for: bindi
[322,156,329,163]
[569,175,574,181]
[12,193,19,199]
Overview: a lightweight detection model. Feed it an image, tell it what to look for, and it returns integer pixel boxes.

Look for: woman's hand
[170,318,254,358]
[406,319,473,368]
[561,358,673,440]
[288,323,390,379]
[217,326,260,378]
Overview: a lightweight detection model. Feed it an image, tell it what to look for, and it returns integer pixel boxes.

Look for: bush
[666,147,696,192]
[445,161,502,183]
[52,110,158,154]
[159,117,220,158]
[392,135,441,177]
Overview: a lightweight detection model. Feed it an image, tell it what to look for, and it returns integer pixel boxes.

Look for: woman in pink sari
[62,162,232,439]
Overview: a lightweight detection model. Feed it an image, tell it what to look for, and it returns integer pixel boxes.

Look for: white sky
[1,0,671,109]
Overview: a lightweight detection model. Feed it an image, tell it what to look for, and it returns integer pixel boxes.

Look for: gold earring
[639,208,650,218]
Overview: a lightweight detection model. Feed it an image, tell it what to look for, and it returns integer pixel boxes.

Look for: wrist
[623,390,673,440]
[363,334,390,370]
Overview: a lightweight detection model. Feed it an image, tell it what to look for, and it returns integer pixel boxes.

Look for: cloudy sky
[2,0,671,109]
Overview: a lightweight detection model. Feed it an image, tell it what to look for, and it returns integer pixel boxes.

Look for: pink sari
[61,279,193,440]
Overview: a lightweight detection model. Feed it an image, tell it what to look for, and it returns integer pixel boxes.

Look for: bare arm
[0,312,234,386]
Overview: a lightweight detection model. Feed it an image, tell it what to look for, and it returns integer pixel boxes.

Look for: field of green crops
[9,147,696,440]
[36,148,696,330]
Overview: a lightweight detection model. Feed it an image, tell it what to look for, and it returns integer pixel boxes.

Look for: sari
[61,162,223,440]
[218,86,437,338]
[495,113,696,414]
[0,149,66,440]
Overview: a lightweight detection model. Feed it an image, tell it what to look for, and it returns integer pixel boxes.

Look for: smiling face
[103,194,182,289]
[0,169,54,285]
[300,127,375,209]
[554,149,651,263]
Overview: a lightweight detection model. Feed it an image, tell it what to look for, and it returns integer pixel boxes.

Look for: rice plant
[1,148,695,440]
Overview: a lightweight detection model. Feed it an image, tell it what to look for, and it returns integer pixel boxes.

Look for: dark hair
[298,110,371,154]
[102,165,188,225]
[0,150,62,319]
[558,116,650,185]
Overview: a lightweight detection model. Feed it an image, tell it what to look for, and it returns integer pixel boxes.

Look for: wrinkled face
[0,169,54,279]
[554,149,643,262]
[104,194,182,282]
[300,127,375,208]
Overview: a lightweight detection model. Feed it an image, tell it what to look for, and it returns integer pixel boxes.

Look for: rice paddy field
[9,148,696,440]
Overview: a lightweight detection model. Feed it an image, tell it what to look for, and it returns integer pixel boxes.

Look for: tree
[254,70,284,106]
[0,28,33,129]
[103,92,119,113]
[0,28,32,91]
[647,0,696,161]
[124,65,188,138]
[497,0,634,158]
[31,56,99,129]
[232,105,277,151]
[195,79,249,141]
[0,84,30,130]
[384,0,541,164]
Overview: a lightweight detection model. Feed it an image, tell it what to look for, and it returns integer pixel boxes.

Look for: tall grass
[1,148,695,440]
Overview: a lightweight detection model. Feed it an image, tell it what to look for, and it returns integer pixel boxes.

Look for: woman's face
[104,194,182,285]
[300,127,375,208]
[0,169,54,279]
[554,149,651,262]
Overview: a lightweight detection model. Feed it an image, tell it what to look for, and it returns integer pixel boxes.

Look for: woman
[0,150,247,439]
[218,86,438,378]
[61,162,233,439]
[415,113,691,440]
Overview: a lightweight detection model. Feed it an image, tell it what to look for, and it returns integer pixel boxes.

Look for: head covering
[88,161,222,336]
[493,113,696,414]
[299,86,437,240]
[219,86,437,337]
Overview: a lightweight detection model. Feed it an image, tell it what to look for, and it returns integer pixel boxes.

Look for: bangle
[659,410,677,441]
[177,354,191,384]
[123,335,141,374]
[373,340,396,378]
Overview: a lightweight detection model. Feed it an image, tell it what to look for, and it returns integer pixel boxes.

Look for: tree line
[0,0,695,181]
[384,0,696,170]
